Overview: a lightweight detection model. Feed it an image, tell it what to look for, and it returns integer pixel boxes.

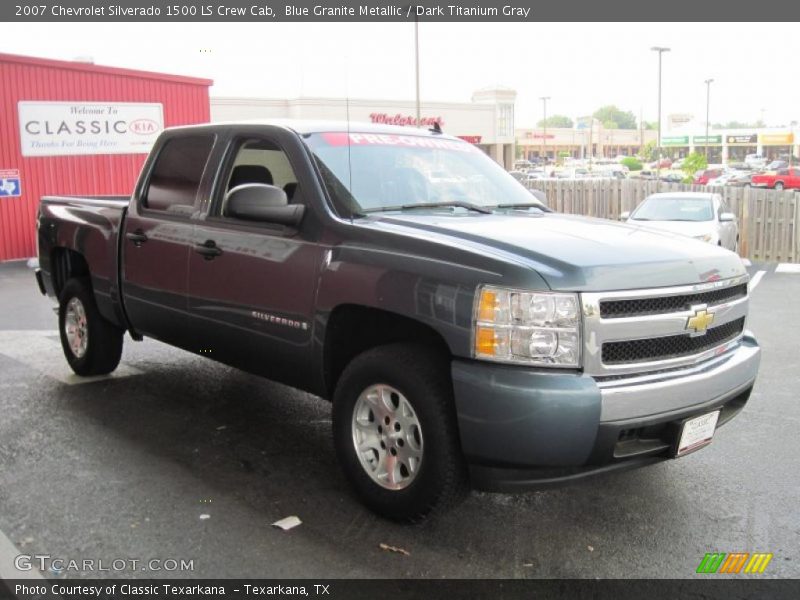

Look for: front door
[187,130,324,390]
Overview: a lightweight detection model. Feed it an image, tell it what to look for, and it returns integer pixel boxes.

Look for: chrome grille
[602,317,745,364]
[581,275,750,377]
[599,284,747,319]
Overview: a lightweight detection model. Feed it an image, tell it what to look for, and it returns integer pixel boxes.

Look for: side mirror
[225,184,304,227]
[719,212,736,222]
[619,211,630,220]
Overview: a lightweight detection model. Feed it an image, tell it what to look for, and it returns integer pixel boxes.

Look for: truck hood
[363,212,746,291]
[625,219,717,239]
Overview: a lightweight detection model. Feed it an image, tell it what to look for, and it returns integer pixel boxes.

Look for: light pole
[540,96,550,165]
[704,78,714,160]
[651,46,670,184]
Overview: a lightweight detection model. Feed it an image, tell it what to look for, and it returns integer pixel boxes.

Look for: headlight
[474,286,582,367]
[693,233,714,242]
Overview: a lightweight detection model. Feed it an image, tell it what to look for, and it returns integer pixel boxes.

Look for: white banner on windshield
[18,101,164,157]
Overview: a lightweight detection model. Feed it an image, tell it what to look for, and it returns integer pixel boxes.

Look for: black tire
[332,343,468,522]
[774,182,785,191]
[58,278,124,376]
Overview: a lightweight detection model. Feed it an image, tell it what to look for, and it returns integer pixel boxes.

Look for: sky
[2,22,799,130]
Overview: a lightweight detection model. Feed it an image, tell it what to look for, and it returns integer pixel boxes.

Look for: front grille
[602,317,745,364]
[599,284,748,319]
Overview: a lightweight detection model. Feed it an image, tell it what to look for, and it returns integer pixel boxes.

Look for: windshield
[304,132,541,214]
[631,196,714,222]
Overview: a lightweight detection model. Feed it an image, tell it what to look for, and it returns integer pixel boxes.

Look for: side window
[217,138,298,218]
[143,135,215,215]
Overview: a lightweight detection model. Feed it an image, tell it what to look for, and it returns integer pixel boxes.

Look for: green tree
[593,105,637,129]
[642,121,659,130]
[536,114,574,128]
[639,141,658,162]
[681,152,708,183]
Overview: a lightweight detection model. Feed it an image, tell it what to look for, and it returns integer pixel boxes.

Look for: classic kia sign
[18,101,164,157]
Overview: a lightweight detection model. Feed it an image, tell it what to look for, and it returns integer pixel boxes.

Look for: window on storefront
[498,104,514,138]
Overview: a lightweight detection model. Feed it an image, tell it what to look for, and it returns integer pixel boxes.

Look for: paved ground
[0,259,798,579]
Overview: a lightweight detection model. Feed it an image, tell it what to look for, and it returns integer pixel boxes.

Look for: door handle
[195,240,223,260]
[126,230,148,246]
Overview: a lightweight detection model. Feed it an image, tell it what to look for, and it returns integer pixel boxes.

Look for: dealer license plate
[676,411,720,457]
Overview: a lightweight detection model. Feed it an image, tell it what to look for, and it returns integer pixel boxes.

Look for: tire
[774,182,785,191]
[58,278,124,376]
[332,343,468,521]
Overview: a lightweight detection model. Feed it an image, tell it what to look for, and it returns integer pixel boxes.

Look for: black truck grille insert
[599,284,748,319]
[602,317,745,364]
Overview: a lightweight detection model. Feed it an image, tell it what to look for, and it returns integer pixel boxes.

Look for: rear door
[121,132,216,346]
[186,126,326,390]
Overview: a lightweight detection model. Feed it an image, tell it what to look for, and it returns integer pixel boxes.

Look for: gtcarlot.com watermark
[15,554,195,573]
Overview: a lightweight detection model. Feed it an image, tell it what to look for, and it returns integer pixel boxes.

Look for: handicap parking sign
[0,169,22,197]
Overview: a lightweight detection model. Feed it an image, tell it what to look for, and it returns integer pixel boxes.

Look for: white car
[621,192,739,252]
[707,171,740,187]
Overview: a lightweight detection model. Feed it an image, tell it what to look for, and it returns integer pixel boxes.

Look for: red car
[693,168,724,185]
[751,167,800,190]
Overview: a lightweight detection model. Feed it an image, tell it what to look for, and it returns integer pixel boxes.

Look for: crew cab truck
[35,121,761,521]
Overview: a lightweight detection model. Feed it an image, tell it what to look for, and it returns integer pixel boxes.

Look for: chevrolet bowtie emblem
[687,308,715,334]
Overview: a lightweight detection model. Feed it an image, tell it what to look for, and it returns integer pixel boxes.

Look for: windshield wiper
[363,201,492,215]
[493,202,550,213]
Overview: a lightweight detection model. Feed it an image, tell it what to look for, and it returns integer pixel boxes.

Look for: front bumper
[452,332,760,492]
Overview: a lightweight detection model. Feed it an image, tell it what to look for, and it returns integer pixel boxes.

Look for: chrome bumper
[597,331,760,422]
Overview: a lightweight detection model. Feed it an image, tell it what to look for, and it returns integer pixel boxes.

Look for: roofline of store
[0,52,213,87]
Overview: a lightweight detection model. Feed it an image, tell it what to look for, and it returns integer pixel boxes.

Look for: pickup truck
[751,167,800,190]
[35,121,761,521]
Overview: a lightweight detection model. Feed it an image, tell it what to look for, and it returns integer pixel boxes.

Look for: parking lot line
[776,263,800,274]
[0,330,141,385]
[0,528,44,580]
[748,270,767,291]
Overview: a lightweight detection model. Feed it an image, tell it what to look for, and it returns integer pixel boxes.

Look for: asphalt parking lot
[0,259,798,579]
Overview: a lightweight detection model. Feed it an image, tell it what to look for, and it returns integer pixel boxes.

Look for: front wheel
[332,343,468,521]
[58,278,124,376]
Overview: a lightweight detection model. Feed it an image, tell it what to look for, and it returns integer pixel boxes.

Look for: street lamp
[651,46,670,183]
[540,96,550,165]
[704,78,714,160]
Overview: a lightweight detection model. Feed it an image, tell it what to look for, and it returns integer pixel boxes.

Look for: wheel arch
[322,304,453,399]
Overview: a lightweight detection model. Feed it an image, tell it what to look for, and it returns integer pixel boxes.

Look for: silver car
[621,192,739,252]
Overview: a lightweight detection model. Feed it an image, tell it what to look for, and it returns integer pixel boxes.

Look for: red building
[0,53,212,261]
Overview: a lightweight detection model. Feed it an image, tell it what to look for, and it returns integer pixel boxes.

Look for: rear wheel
[58,278,124,376]
[774,181,785,190]
[332,343,468,521]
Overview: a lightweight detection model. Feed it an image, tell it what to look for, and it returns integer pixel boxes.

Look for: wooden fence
[525,179,799,263]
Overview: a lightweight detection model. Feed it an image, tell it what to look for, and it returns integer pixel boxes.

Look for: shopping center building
[660,129,799,164]
[515,121,658,161]
[211,87,517,169]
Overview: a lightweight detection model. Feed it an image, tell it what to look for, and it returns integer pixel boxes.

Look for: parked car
[766,160,789,171]
[751,167,800,190]
[660,173,684,183]
[621,192,739,251]
[35,120,759,521]
[694,168,724,185]
[726,172,753,187]
[649,158,673,169]
[745,154,767,169]
[707,171,742,187]
[671,158,685,170]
